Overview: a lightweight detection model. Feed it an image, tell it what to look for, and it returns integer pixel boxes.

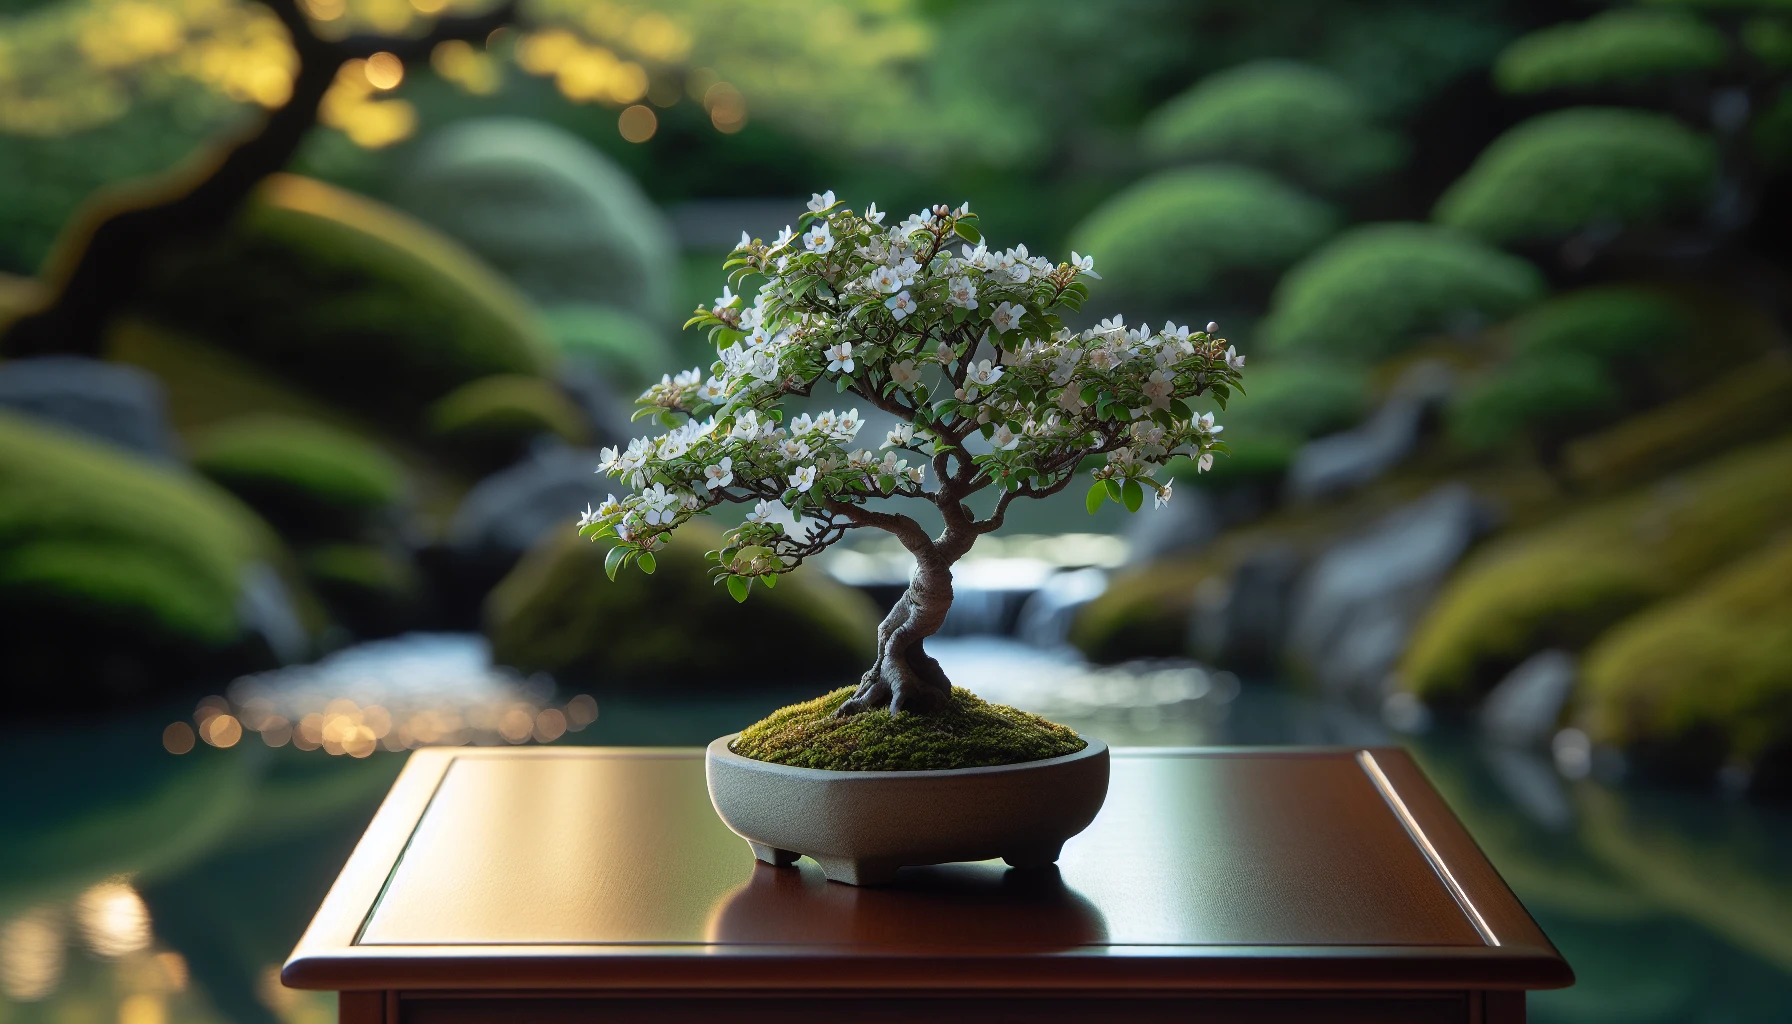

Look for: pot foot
[748,841,801,867]
[1002,842,1064,869]
[813,856,899,886]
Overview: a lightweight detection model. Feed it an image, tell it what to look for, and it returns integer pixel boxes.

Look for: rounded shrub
[1495,10,1726,94]
[1141,60,1406,192]
[141,174,555,420]
[1216,361,1373,440]
[191,414,404,539]
[1433,108,1716,245]
[1400,433,1792,701]
[1449,352,1622,453]
[484,522,877,685]
[1260,223,1545,360]
[1580,535,1792,776]
[1068,166,1337,309]
[399,118,678,321]
[541,304,672,395]
[426,374,589,469]
[1505,286,1692,364]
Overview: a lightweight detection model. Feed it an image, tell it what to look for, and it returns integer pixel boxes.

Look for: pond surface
[3,635,1788,1024]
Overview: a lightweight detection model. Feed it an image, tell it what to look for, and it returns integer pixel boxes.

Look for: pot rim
[706,732,1108,781]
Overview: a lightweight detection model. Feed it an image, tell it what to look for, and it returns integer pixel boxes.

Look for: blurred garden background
[3,0,1791,1020]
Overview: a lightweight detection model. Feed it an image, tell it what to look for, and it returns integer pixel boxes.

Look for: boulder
[1286,359,1454,501]
[1190,544,1302,672]
[1480,648,1577,747]
[448,446,609,564]
[1286,484,1491,700]
[0,356,178,461]
[190,414,406,542]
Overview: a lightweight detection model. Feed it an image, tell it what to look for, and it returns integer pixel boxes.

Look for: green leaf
[1122,479,1144,513]
[1085,481,1106,515]
[636,551,656,575]
[1104,478,1123,502]
[760,573,777,589]
[836,376,849,392]
[727,575,751,603]
[955,221,981,244]
[1169,399,1192,419]
[604,545,628,581]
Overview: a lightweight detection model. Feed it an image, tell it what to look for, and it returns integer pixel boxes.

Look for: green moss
[1140,60,1404,192]
[485,522,878,685]
[1495,10,1726,94]
[1069,166,1336,308]
[1506,286,1692,365]
[140,174,555,420]
[1449,352,1622,453]
[732,686,1085,771]
[1260,223,1545,360]
[1433,108,1716,245]
[425,375,589,469]
[1070,553,1216,663]
[192,414,403,538]
[541,304,671,394]
[1401,433,1792,700]
[1213,361,1373,439]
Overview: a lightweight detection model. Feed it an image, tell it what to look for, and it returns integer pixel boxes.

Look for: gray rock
[1191,544,1301,671]
[0,356,178,460]
[449,446,609,560]
[1286,484,1491,700]
[1480,649,1577,747]
[1286,360,1454,501]
[554,360,635,449]
[236,562,311,665]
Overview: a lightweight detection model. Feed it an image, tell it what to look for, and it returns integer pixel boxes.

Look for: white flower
[992,424,1022,451]
[1195,411,1222,435]
[961,242,989,267]
[1226,345,1246,371]
[1162,321,1190,344]
[864,202,885,225]
[673,367,702,387]
[804,221,834,254]
[1058,388,1086,414]
[885,290,917,321]
[992,246,1031,284]
[990,300,1023,334]
[833,408,864,440]
[729,410,760,440]
[892,256,922,284]
[744,498,781,524]
[878,451,904,475]
[812,410,836,435]
[1155,479,1174,508]
[640,483,680,525]
[967,359,1004,388]
[900,210,936,233]
[882,423,914,449]
[772,225,796,250]
[789,465,817,492]
[1069,250,1101,280]
[789,413,815,436]
[947,275,978,309]
[1142,369,1174,410]
[807,190,837,214]
[867,265,902,293]
[779,438,811,461]
[704,457,734,490]
[736,230,752,250]
[747,350,779,382]
[1050,351,1081,386]
[827,342,855,374]
[577,503,601,528]
[697,376,730,402]
[906,464,926,485]
[1197,452,1215,473]
[1096,315,1126,338]
[888,359,921,390]
[715,285,740,309]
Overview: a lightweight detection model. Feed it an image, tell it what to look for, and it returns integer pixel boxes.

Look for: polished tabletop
[283,747,1571,993]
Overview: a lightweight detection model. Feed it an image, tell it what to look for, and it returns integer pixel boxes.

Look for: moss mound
[191,414,404,539]
[425,374,589,470]
[1495,9,1726,95]
[1449,351,1622,453]
[732,686,1086,771]
[1580,534,1792,776]
[1401,433,1792,701]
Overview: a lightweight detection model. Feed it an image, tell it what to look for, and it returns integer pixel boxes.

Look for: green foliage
[1581,534,1792,769]
[302,543,419,638]
[1216,361,1372,439]
[1449,353,1623,453]
[398,118,678,321]
[1401,434,1792,700]
[1069,165,1336,307]
[425,375,589,467]
[191,414,403,538]
[1433,108,1716,244]
[1495,9,1726,94]
[140,174,554,419]
[1140,60,1405,192]
[731,685,1086,770]
[1260,223,1545,360]
[485,522,877,684]
[1506,286,1692,363]
[541,304,672,394]
[0,410,265,650]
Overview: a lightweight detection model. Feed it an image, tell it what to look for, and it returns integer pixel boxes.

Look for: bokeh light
[618,103,657,142]
[73,880,150,959]
[0,906,64,1001]
[160,722,195,755]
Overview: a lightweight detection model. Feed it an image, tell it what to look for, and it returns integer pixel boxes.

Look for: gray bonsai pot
[704,734,1110,886]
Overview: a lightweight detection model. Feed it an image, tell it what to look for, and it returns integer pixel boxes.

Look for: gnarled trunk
[837,554,954,716]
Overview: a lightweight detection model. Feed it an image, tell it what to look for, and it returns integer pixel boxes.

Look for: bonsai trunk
[838,551,954,717]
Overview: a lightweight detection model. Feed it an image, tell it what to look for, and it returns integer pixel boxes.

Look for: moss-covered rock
[1260,223,1545,360]
[425,374,589,471]
[399,118,678,321]
[541,304,672,395]
[1506,286,1692,365]
[0,411,286,696]
[1433,108,1716,245]
[1140,60,1405,192]
[1449,351,1622,453]
[1579,534,1792,776]
[1068,166,1336,309]
[1070,553,1215,663]
[140,174,555,420]
[485,523,877,685]
[1495,10,1726,94]
[191,414,404,540]
[732,685,1085,771]
[1401,434,1792,701]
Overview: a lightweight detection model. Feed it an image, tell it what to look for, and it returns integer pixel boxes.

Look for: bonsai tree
[578,194,1244,716]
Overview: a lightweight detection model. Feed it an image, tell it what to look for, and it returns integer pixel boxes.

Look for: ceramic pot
[704,734,1110,885]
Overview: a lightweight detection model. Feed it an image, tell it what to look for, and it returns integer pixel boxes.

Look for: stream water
[3,633,1788,1024]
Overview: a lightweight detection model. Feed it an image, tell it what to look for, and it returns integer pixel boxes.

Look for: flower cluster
[578,193,1244,599]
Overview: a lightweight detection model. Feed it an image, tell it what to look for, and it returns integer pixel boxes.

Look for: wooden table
[283,747,1571,1023]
